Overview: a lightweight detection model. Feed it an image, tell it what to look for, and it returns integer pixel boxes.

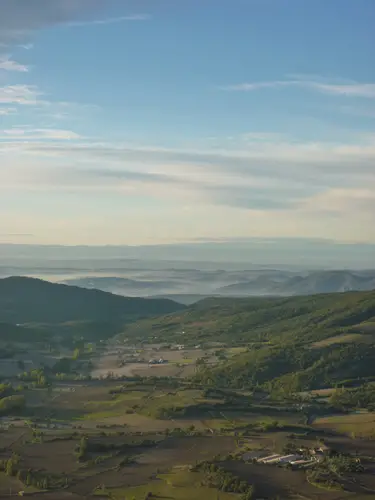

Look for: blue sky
[0,0,374,256]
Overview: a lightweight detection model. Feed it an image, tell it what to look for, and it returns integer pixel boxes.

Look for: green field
[98,470,240,500]
[314,412,375,438]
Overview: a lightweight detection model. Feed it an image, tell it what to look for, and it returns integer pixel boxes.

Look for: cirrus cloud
[0,56,28,72]
[1,128,81,140]
[223,77,375,99]
[1,133,374,219]
[0,0,149,52]
[0,84,40,105]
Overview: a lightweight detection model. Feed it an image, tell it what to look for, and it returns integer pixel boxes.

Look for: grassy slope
[121,291,375,391]
[101,470,240,500]
[314,412,375,438]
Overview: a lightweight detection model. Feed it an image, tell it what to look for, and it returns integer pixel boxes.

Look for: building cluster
[242,446,328,469]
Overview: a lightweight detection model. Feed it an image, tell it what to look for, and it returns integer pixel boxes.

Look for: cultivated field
[314,412,375,439]
[90,344,214,379]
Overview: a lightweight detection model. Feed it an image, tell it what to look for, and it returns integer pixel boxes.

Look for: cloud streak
[0,85,40,105]
[0,0,147,51]
[224,78,375,99]
[0,162,303,212]
[2,133,375,216]
[1,128,81,140]
[66,15,150,28]
[0,107,16,115]
[0,56,28,72]
[2,134,374,244]
[14,137,374,188]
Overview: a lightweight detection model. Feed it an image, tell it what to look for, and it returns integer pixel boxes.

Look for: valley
[1,277,375,499]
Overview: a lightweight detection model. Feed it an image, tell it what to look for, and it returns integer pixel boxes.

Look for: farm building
[257,453,303,465]
[278,454,303,464]
[242,451,265,461]
[257,454,281,463]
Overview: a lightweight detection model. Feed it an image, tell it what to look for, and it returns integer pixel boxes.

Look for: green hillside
[2,278,375,390]
[121,291,375,391]
[121,291,375,344]
[0,322,48,343]
[0,277,184,341]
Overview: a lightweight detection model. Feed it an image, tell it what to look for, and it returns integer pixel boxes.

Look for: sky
[0,0,375,262]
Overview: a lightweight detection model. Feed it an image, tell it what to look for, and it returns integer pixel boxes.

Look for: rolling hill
[218,270,375,296]
[120,290,375,391]
[0,322,50,344]
[0,276,184,326]
[59,269,375,302]
[2,276,375,391]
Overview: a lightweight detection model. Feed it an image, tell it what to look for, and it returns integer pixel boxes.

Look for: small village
[242,445,329,470]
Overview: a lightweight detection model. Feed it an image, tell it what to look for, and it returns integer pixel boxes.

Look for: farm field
[0,472,24,496]
[2,375,375,499]
[89,345,214,379]
[314,412,375,438]
[101,469,241,500]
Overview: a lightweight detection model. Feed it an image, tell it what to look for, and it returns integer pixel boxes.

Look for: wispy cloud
[30,166,186,189]
[0,107,16,115]
[0,1,149,52]
[1,128,81,140]
[0,56,28,72]
[224,77,375,99]
[240,132,286,142]
[66,15,150,28]
[0,161,303,212]
[0,85,41,105]
[16,137,375,186]
[2,134,375,244]
[2,133,375,216]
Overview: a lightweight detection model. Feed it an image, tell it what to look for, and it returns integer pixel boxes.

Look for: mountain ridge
[217,270,375,297]
[55,269,375,303]
[0,276,184,325]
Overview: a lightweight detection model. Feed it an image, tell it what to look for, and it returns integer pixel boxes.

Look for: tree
[5,459,14,476]
[77,436,88,461]
[72,348,81,360]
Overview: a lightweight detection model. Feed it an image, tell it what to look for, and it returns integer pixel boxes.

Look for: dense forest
[0,276,184,340]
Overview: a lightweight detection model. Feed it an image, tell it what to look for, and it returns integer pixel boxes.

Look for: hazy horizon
[0,238,374,269]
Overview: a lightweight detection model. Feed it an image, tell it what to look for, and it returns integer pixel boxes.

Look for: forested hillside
[0,277,184,341]
[121,291,375,391]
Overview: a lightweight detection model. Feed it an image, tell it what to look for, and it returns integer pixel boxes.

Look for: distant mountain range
[60,270,375,304]
[218,270,375,297]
